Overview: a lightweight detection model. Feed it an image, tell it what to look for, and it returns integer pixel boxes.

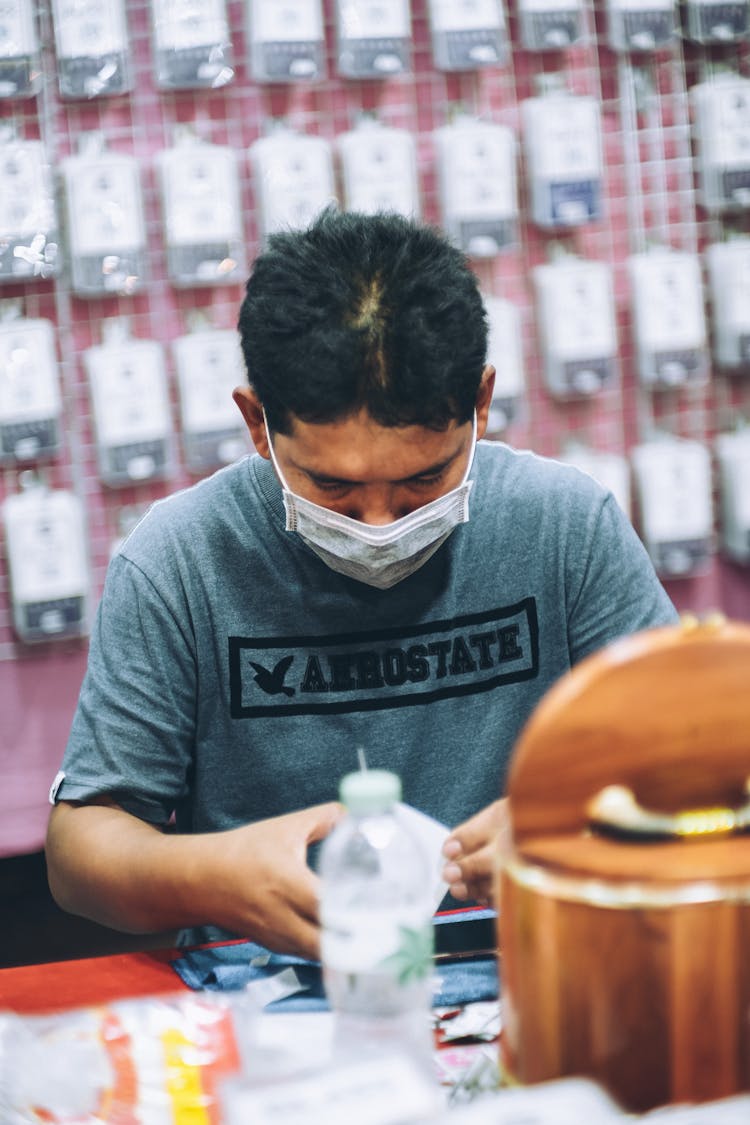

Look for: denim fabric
[172,940,499,1013]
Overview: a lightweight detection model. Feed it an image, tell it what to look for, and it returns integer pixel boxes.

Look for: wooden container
[497,617,750,1113]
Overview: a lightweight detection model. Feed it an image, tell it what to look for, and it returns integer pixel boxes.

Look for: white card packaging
[434,116,518,257]
[151,0,234,89]
[631,438,714,578]
[51,0,131,98]
[627,249,708,389]
[173,326,250,471]
[3,484,90,643]
[0,134,59,282]
[0,315,61,464]
[84,324,174,486]
[247,0,326,83]
[61,140,147,297]
[158,136,245,288]
[250,127,336,245]
[533,257,618,398]
[521,92,603,229]
[335,0,412,78]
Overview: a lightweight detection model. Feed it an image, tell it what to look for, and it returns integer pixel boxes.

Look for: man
[46,209,677,959]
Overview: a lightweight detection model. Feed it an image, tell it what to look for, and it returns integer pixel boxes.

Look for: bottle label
[323,909,433,979]
[323,909,434,1017]
[322,908,434,1016]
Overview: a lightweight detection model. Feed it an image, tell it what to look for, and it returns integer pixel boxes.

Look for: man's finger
[299,801,346,843]
[443,799,507,858]
[259,908,322,960]
[293,866,323,924]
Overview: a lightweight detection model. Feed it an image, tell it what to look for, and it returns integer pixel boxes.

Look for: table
[0,945,190,1014]
[0,940,501,1123]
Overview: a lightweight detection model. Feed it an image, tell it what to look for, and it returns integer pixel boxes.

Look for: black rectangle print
[229,597,539,719]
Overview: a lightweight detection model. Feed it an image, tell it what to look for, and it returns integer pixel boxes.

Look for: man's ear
[475,365,496,440]
[233,386,269,458]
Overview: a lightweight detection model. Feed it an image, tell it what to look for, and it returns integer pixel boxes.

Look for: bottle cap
[339,769,401,814]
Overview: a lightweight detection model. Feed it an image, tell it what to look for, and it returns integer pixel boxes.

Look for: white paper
[222,1052,441,1124]
[397,801,450,912]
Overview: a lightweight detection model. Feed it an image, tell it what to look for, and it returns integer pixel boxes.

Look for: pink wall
[0,648,86,857]
[1,1,749,856]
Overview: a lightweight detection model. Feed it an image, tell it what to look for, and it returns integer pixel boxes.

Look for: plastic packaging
[173,323,250,472]
[150,0,234,90]
[533,256,618,398]
[0,0,42,98]
[627,248,708,389]
[338,118,420,218]
[521,90,603,229]
[690,74,750,213]
[427,0,508,71]
[631,438,714,578]
[0,991,253,1123]
[706,237,750,370]
[716,429,750,565]
[684,0,749,43]
[605,0,677,51]
[50,0,132,99]
[319,769,435,1072]
[0,130,59,283]
[157,132,245,288]
[249,126,336,246]
[84,319,175,487]
[335,0,412,78]
[2,479,90,644]
[483,294,525,433]
[61,136,146,297]
[247,0,326,83]
[434,116,518,258]
[517,0,586,51]
[0,309,62,464]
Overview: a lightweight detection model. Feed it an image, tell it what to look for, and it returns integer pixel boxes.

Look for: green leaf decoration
[378,924,434,985]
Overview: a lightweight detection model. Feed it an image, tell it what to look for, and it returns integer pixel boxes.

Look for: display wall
[1,0,749,856]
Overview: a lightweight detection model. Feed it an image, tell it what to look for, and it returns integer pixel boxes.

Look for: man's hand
[208,803,344,960]
[47,799,344,962]
[440,798,510,904]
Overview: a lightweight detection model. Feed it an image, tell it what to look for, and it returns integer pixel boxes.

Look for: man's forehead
[278,411,468,481]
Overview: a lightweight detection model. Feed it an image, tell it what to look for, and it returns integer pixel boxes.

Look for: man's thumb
[304,800,345,843]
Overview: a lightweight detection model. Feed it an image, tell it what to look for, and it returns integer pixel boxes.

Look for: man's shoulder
[116,456,259,561]
[477,440,604,499]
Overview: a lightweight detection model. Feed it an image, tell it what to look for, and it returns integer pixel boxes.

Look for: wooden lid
[507,617,750,875]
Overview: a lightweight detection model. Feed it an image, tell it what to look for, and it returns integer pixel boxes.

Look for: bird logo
[248,655,295,697]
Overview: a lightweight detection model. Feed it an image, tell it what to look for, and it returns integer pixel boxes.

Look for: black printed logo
[248,655,296,697]
[228,597,538,719]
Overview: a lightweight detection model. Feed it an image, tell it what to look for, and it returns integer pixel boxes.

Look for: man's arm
[46,799,343,960]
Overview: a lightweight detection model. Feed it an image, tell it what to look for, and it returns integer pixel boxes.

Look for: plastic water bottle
[319,769,435,1070]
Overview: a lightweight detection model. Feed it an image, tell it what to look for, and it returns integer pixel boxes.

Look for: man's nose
[347,487,411,525]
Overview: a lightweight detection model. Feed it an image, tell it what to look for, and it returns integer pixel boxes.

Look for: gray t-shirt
[55,441,677,835]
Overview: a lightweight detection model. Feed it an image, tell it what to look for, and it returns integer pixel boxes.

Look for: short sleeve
[566,492,678,664]
[53,554,197,825]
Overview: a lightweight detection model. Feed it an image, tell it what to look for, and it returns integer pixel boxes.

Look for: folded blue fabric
[172,935,499,1013]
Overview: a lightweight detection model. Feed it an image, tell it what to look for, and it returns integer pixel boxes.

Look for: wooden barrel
[496,618,750,1113]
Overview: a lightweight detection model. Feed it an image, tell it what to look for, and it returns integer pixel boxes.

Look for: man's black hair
[237,207,488,434]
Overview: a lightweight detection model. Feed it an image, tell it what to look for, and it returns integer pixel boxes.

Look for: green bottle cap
[339,769,401,815]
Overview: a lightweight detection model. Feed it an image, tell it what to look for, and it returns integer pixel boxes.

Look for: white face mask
[265,413,477,590]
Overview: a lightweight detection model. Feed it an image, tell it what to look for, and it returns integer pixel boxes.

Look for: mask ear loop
[460,411,478,485]
[262,408,292,490]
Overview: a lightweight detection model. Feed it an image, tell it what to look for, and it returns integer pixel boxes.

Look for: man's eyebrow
[302,450,461,487]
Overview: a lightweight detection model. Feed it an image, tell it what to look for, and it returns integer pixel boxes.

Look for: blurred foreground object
[497,615,750,1113]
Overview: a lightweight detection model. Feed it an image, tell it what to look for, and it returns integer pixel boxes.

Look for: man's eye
[412,472,444,488]
[314,480,349,493]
